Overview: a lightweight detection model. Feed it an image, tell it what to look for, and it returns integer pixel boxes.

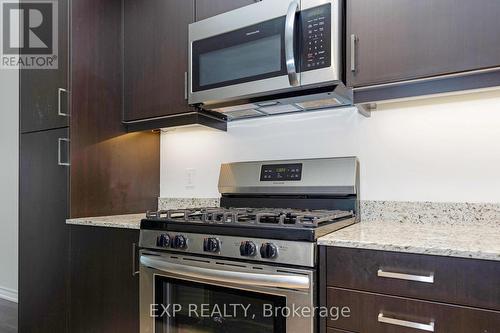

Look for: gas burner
[146,207,353,228]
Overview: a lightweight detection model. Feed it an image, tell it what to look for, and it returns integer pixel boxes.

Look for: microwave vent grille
[222,108,265,120]
[295,97,342,110]
[257,104,302,115]
[213,103,259,113]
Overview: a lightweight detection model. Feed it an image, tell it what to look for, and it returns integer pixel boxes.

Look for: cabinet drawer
[327,287,500,333]
[326,247,500,311]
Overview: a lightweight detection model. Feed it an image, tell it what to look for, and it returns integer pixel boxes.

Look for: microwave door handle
[140,255,310,290]
[285,0,300,86]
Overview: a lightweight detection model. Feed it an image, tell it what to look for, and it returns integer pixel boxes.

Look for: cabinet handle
[378,313,435,332]
[58,88,69,116]
[350,34,358,72]
[57,138,70,166]
[377,269,434,284]
[184,72,188,100]
[132,243,140,277]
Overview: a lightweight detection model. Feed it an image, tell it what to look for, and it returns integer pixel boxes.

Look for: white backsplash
[160,89,500,204]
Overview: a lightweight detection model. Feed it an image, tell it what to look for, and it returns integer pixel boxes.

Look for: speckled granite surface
[318,220,500,261]
[361,201,500,226]
[321,201,500,260]
[66,200,500,261]
[65,199,221,230]
[157,199,500,225]
[158,197,220,210]
[66,213,144,229]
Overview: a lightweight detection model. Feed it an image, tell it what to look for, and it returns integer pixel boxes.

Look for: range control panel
[260,163,303,181]
[139,230,316,267]
[301,3,331,72]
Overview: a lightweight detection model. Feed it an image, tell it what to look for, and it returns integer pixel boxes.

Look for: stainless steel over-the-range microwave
[188,0,353,120]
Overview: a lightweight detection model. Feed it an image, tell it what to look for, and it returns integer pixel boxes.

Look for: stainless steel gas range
[139,157,359,333]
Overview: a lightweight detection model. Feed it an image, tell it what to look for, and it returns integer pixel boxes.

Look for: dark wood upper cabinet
[122,0,226,132]
[195,0,258,21]
[347,0,500,88]
[19,128,69,333]
[20,0,69,133]
[123,0,194,122]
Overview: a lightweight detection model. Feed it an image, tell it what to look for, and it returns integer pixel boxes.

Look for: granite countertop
[318,220,500,261]
[65,198,221,230]
[66,199,500,261]
[66,213,144,229]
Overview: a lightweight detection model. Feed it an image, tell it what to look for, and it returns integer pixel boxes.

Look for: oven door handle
[140,255,310,290]
[285,0,300,86]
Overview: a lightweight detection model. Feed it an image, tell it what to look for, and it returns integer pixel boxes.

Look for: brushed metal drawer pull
[377,269,434,283]
[58,88,69,116]
[57,138,70,166]
[350,34,358,72]
[378,313,435,332]
[132,243,140,277]
[184,72,188,100]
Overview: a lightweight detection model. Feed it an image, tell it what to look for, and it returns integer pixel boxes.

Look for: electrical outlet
[185,168,196,190]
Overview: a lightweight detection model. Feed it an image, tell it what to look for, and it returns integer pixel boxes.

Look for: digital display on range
[260,163,303,181]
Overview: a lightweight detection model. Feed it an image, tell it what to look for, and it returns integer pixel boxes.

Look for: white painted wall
[161,90,500,204]
[0,67,19,302]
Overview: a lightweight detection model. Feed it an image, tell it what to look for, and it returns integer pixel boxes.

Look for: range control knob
[240,241,257,257]
[171,235,187,249]
[260,243,278,259]
[156,234,170,248]
[203,238,220,253]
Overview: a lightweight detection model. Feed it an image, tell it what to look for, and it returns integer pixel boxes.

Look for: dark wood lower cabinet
[327,287,500,333]
[325,247,500,311]
[321,246,500,333]
[69,225,140,333]
[19,127,69,333]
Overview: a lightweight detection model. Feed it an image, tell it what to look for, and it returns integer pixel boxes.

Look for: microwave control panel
[300,3,331,72]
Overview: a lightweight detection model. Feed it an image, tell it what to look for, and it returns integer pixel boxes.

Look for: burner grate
[146,207,353,228]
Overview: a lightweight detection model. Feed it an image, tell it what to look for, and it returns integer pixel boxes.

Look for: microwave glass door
[153,275,286,333]
[192,16,289,92]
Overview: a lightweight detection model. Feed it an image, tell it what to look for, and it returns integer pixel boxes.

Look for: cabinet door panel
[123,0,194,121]
[195,0,257,21]
[71,0,160,217]
[19,127,69,333]
[69,226,140,333]
[347,0,500,87]
[20,0,69,133]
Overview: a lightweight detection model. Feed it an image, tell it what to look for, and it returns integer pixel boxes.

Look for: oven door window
[154,276,286,333]
[192,16,288,92]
